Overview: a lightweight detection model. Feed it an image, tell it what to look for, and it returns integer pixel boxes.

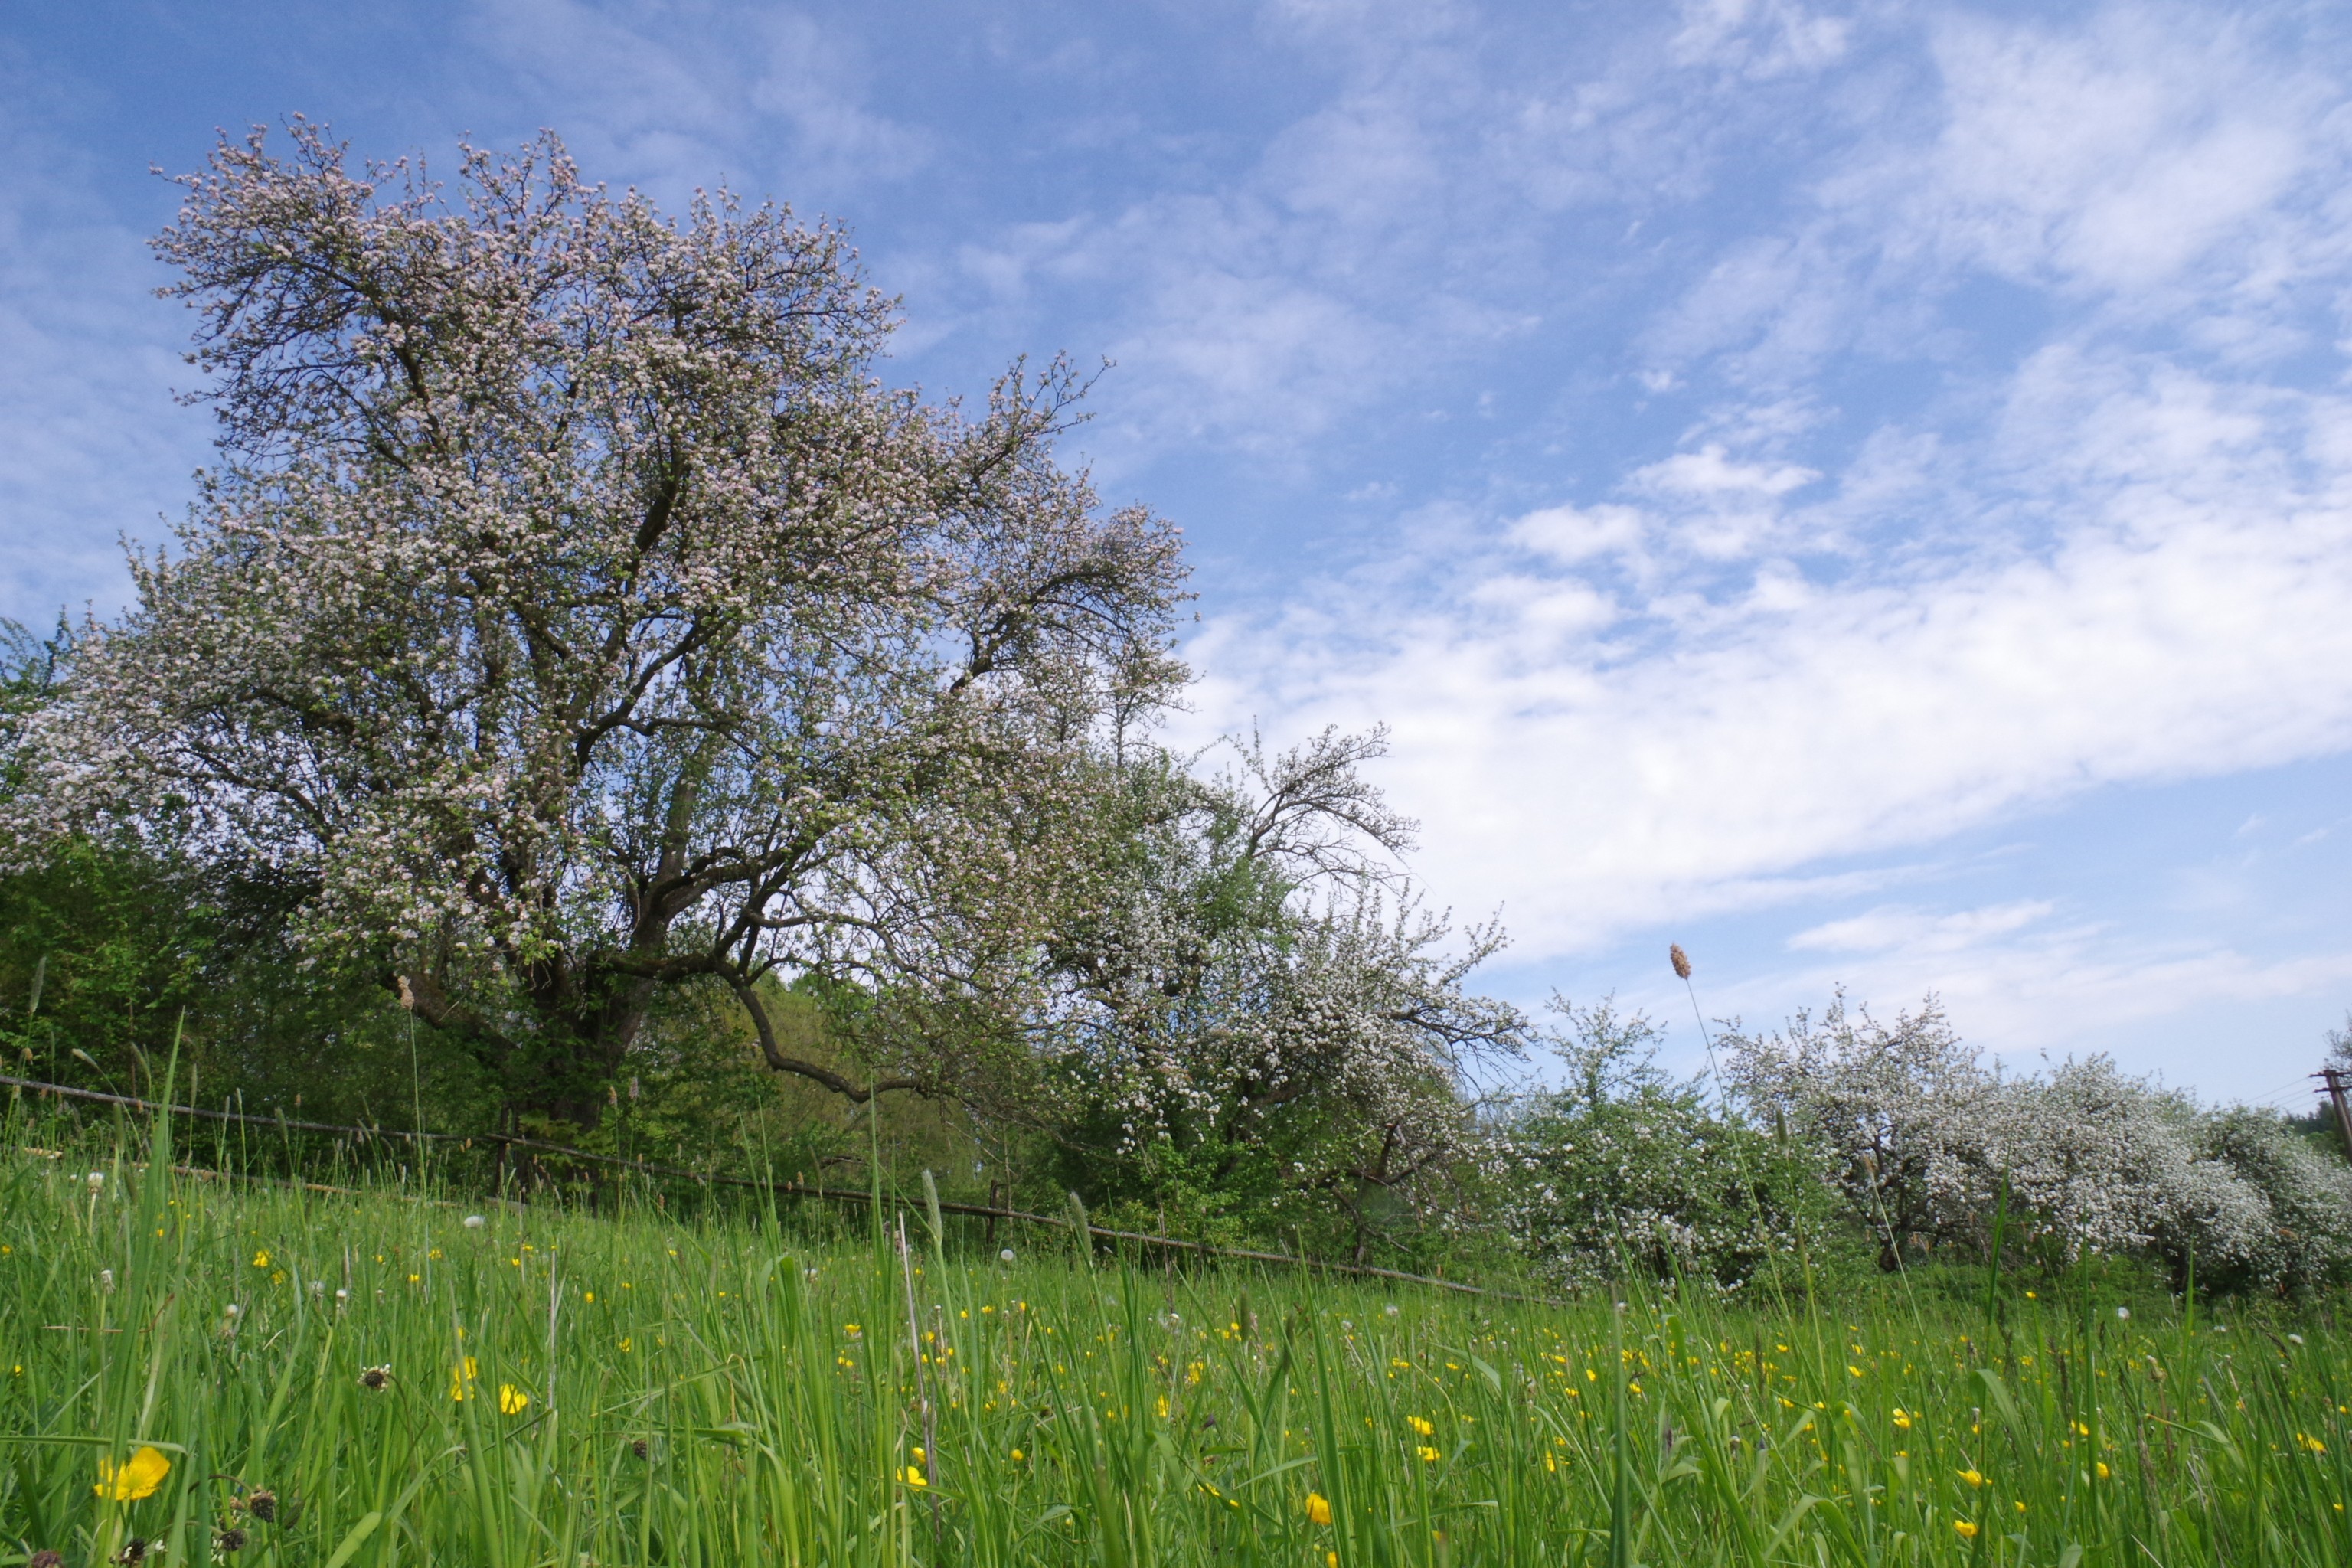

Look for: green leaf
[320,1511,382,1568]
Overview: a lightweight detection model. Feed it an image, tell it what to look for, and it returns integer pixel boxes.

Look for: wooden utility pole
[2314,1070,2352,1160]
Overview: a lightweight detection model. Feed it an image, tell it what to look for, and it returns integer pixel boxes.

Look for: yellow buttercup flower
[1954,1521,1979,1540]
[903,1465,928,1488]
[1417,1446,1441,1463]
[1305,1492,1332,1525]
[1407,1415,1435,1436]
[96,1446,171,1501]
[449,1356,479,1400]
[1958,1468,1984,1488]
[498,1384,530,1415]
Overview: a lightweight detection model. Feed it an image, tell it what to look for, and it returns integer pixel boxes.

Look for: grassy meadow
[7,1109,2352,1568]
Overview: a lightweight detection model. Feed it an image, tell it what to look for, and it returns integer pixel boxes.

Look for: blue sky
[6,0,2352,1103]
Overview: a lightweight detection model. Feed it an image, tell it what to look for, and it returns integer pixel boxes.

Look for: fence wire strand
[0,1070,1557,1305]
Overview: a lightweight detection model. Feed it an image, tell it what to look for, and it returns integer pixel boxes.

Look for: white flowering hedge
[1487,991,2352,1295]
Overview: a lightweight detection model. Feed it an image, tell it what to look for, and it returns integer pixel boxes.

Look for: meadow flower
[87,1172,105,1193]
[449,1357,479,1400]
[1408,1416,1435,1436]
[1011,1448,1025,1462]
[1891,1408,1913,1429]
[903,1466,927,1488]
[358,1365,391,1390]
[1417,1446,1442,1462]
[1305,1492,1332,1525]
[498,1384,530,1415]
[94,1446,170,1501]
[1954,1521,1978,1540]
[1958,1469,1984,1488]
[252,1250,270,1269]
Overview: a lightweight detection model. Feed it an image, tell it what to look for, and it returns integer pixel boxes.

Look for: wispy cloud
[0,44,205,625]
[1179,1,2352,1023]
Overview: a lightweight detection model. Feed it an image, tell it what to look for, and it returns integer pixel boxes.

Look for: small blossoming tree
[1038,728,1529,1254]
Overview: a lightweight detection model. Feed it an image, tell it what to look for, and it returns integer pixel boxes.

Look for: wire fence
[0,1070,1560,1306]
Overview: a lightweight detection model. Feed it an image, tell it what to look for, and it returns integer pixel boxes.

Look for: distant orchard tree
[7,125,1186,1125]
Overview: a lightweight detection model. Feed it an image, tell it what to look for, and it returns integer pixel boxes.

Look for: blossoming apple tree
[8,126,1186,1125]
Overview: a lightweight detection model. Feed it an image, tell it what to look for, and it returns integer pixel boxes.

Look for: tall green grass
[5,1107,2351,1567]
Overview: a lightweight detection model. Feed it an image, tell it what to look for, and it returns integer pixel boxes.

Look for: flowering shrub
[1040,732,1529,1257]
[1720,992,2352,1292]
[1484,999,1829,1291]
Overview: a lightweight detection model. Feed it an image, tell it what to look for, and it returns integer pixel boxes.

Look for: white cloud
[1191,345,2352,955]
[0,52,204,626]
[1788,899,2056,955]
[1915,10,2318,296]
[464,0,931,200]
[1631,444,1819,497]
[1509,503,1646,564]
